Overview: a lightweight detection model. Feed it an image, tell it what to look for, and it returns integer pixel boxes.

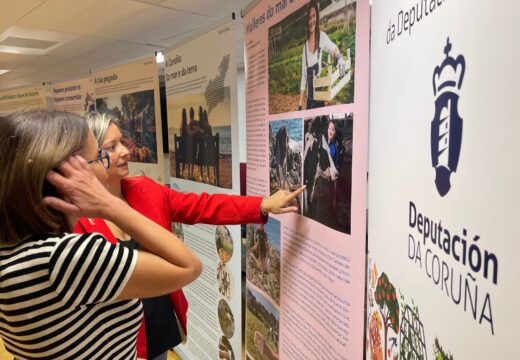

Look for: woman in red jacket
[75,112,303,360]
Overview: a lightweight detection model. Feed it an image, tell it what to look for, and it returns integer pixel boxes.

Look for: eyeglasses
[87,149,110,169]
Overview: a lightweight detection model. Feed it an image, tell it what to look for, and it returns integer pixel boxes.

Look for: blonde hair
[84,112,119,145]
[0,110,88,244]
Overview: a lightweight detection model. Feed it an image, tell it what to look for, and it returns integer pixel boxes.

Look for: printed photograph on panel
[84,91,95,113]
[216,225,234,263]
[217,262,234,301]
[246,217,281,304]
[96,89,158,163]
[168,91,232,188]
[218,299,235,339]
[246,286,280,360]
[269,119,302,195]
[268,0,357,114]
[218,336,235,360]
[302,113,353,233]
[172,222,184,241]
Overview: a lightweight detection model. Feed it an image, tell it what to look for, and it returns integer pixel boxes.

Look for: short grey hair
[83,112,119,145]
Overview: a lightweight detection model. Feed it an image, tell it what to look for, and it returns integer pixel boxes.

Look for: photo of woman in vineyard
[268,0,357,114]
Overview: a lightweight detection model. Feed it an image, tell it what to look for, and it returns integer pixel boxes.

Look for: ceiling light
[155,51,164,63]
[0,27,76,55]
[0,70,10,76]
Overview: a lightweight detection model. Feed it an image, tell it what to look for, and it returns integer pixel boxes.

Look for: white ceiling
[0,0,250,90]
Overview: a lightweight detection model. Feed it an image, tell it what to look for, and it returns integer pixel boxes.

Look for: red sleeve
[163,186,268,225]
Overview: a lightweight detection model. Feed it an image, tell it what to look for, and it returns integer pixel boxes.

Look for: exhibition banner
[164,19,242,360]
[165,23,236,190]
[92,57,165,183]
[51,77,95,114]
[367,1,518,359]
[0,86,47,115]
[243,0,370,358]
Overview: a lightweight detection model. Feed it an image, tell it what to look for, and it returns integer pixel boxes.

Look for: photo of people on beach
[96,89,158,163]
[246,286,279,360]
[168,91,232,188]
[269,119,302,195]
[246,217,281,305]
[268,0,357,114]
[302,113,353,233]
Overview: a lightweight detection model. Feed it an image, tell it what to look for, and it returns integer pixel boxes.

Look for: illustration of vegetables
[434,338,453,360]
[369,312,384,360]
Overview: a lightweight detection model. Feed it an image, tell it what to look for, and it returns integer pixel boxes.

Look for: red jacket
[74,176,267,358]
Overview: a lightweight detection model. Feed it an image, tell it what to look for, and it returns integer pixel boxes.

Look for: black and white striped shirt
[0,232,143,360]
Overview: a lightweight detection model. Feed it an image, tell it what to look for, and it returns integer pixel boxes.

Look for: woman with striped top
[0,110,201,359]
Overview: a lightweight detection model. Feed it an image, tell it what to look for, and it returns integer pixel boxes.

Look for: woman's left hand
[43,155,115,219]
[261,186,305,215]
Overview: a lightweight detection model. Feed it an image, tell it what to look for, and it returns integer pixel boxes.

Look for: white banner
[51,77,95,115]
[164,19,241,360]
[243,0,371,358]
[367,0,519,359]
[0,86,47,115]
[92,57,165,183]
